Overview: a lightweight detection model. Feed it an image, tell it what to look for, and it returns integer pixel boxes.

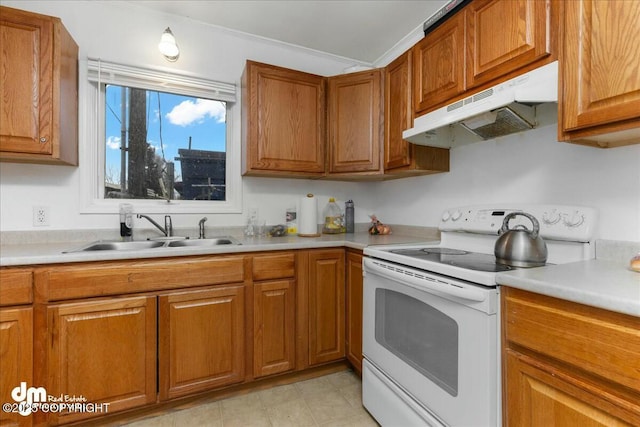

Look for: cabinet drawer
[252,252,295,281]
[503,287,640,393]
[0,268,33,305]
[40,256,246,301]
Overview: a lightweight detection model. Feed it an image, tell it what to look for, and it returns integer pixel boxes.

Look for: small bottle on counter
[345,200,354,233]
[286,207,297,235]
[119,203,133,241]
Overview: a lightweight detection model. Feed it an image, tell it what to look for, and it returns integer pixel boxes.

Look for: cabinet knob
[40,137,47,143]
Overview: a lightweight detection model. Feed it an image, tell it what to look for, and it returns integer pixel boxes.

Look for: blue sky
[104,85,226,184]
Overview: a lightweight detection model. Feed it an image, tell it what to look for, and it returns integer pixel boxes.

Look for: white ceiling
[129,1,447,64]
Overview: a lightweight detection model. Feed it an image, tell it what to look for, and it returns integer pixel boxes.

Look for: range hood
[403,61,558,147]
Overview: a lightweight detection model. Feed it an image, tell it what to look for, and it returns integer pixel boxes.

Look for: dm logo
[11,382,47,416]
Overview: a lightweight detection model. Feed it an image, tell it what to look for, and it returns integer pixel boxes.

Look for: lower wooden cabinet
[505,349,637,426]
[502,287,640,426]
[4,249,358,425]
[345,250,363,374]
[307,249,346,366]
[253,280,296,378]
[158,285,245,400]
[46,296,157,425]
[0,307,33,427]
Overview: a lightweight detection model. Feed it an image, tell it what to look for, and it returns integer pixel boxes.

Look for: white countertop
[0,232,434,267]
[497,259,640,317]
[3,231,638,318]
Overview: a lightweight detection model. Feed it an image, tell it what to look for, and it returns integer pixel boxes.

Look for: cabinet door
[328,70,383,174]
[308,249,345,366]
[242,60,325,176]
[384,50,450,176]
[345,251,363,374]
[0,6,78,165]
[0,8,53,156]
[253,280,295,378]
[504,350,640,426]
[413,11,466,114]
[0,307,32,427]
[465,0,553,89]
[561,1,640,135]
[385,51,413,170]
[159,285,245,400]
[47,296,156,424]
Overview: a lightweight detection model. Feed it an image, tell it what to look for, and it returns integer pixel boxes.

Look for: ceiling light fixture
[158,27,179,62]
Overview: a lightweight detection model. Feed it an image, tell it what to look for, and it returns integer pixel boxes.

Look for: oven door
[362,257,500,427]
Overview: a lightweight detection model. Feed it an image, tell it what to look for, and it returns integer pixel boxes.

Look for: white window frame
[78,58,242,214]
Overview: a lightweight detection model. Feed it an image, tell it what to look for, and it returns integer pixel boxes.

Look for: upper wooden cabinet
[559,0,640,147]
[242,60,326,177]
[413,0,555,116]
[465,0,553,89]
[328,69,383,175]
[412,11,466,115]
[242,60,449,180]
[384,50,449,176]
[0,6,78,165]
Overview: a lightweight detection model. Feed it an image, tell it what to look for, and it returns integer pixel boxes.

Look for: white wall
[1,1,639,242]
[0,1,370,232]
[371,123,640,242]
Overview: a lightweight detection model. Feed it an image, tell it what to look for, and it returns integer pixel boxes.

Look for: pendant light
[158,27,179,62]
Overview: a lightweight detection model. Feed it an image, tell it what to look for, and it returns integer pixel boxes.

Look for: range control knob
[451,210,463,221]
[542,210,561,225]
[441,211,451,222]
[563,211,585,228]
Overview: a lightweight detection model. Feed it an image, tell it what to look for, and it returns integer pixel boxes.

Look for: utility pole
[120,87,127,195]
[128,88,147,198]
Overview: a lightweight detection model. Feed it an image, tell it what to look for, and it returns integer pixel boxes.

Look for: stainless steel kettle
[494,212,548,267]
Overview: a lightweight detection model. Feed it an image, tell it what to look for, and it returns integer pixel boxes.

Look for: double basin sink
[64,237,241,253]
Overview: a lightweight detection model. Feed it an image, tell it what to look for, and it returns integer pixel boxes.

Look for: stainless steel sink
[63,236,241,253]
[166,237,241,247]
[63,240,166,253]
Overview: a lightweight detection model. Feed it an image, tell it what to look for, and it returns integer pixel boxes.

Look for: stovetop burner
[421,248,469,255]
[390,247,515,273]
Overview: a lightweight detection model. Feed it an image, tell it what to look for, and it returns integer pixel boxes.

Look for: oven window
[375,289,458,396]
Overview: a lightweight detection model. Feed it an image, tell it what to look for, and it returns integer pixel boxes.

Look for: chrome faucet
[198,217,208,239]
[137,214,173,237]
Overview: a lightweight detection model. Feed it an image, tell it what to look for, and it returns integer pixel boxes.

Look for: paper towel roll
[298,194,319,236]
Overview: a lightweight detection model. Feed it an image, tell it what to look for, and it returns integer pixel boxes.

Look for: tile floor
[124,370,379,427]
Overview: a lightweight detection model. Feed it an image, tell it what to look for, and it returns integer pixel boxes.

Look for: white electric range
[362,204,597,427]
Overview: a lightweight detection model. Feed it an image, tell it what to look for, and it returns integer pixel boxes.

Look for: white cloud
[165,99,225,127]
[106,136,121,150]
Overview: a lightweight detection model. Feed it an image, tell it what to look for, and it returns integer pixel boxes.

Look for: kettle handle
[500,212,540,238]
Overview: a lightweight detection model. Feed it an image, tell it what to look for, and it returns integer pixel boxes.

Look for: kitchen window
[79,59,241,214]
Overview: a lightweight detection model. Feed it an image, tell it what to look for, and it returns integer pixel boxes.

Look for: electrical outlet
[249,207,259,222]
[33,206,50,227]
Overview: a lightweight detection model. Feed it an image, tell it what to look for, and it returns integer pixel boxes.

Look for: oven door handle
[364,258,487,303]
